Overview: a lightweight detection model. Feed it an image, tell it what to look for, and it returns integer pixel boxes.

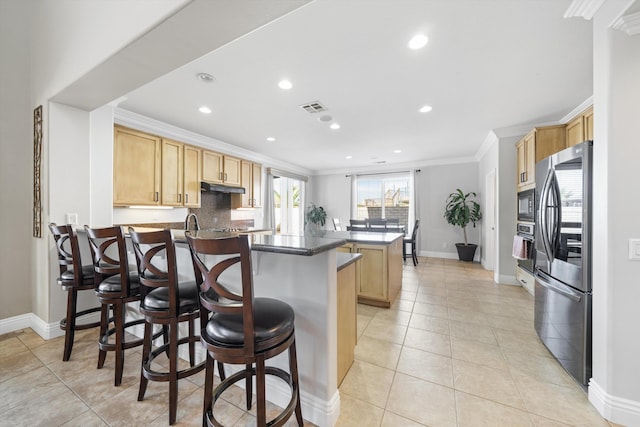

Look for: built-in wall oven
[516,222,535,273]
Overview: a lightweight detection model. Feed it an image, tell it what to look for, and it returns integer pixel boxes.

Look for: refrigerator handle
[536,270,582,302]
[550,170,561,257]
[538,168,554,263]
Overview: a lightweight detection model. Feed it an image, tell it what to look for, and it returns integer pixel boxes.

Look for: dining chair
[332,218,342,231]
[367,218,388,231]
[187,233,303,427]
[349,219,368,231]
[129,228,207,425]
[49,223,102,361]
[84,225,145,386]
[403,219,420,266]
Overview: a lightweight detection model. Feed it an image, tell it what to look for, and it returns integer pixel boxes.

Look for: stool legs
[62,289,78,361]
[290,340,303,426]
[114,301,125,386]
[97,304,109,369]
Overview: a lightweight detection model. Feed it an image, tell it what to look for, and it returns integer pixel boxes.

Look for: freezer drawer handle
[536,271,582,302]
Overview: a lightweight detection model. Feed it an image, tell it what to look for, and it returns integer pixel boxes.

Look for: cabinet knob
[178,194,182,203]
[185,194,188,203]
[155,191,159,202]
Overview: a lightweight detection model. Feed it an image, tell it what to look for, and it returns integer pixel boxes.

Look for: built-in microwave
[517,189,535,222]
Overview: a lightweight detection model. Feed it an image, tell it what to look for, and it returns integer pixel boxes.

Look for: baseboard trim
[0,312,101,340]
[0,313,32,336]
[589,379,640,426]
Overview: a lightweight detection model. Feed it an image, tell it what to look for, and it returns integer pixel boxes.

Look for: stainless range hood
[200,181,245,194]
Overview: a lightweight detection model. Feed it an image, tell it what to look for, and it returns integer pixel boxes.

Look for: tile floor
[0,257,622,426]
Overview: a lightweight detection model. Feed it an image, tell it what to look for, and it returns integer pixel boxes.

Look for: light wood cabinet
[161,139,184,207]
[566,106,594,148]
[183,145,201,208]
[114,127,201,208]
[516,125,566,191]
[337,259,358,386]
[202,150,241,186]
[232,161,262,208]
[113,125,161,206]
[350,237,403,308]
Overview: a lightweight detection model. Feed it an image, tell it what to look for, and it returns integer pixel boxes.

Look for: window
[353,172,411,229]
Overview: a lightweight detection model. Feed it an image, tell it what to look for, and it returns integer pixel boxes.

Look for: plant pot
[455,243,477,262]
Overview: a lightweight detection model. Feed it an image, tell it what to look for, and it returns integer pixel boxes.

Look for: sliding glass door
[273,176,304,235]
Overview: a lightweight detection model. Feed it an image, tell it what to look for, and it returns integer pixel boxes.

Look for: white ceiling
[119,0,593,174]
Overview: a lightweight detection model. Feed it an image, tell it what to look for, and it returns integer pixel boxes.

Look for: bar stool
[49,223,102,361]
[84,225,145,386]
[129,228,207,425]
[187,233,303,427]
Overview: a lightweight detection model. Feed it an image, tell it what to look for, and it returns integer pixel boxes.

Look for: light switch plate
[628,239,640,260]
[66,213,78,225]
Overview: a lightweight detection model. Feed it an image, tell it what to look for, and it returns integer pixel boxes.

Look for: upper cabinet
[516,125,566,191]
[114,127,202,207]
[232,160,262,208]
[113,125,161,206]
[183,145,202,208]
[566,106,594,148]
[202,150,241,186]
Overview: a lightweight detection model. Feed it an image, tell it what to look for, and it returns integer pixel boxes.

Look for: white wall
[589,1,640,424]
[0,0,33,321]
[313,161,481,259]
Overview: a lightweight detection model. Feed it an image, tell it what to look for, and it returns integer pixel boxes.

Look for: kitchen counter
[337,252,362,271]
[313,229,404,244]
[173,229,347,256]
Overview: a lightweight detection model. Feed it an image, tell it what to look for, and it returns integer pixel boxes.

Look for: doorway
[484,169,497,271]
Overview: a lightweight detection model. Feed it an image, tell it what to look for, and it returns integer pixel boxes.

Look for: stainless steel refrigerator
[534,140,592,386]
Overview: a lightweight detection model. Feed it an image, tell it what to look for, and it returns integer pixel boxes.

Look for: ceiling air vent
[299,101,327,114]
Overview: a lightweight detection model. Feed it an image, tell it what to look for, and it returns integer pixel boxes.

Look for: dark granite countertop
[311,230,404,244]
[337,252,362,271]
[172,229,347,256]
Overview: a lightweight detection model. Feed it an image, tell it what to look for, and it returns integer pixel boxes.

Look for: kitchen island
[171,229,348,427]
[313,230,404,308]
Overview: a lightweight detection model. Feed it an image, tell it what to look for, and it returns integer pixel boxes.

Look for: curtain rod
[266,167,308,182]
[345,169,421,177]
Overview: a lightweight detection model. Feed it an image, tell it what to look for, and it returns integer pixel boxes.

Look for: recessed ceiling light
[393,150,402,154]
[197,73,215,82]
[345,155,353,159]
[266,137,276,142]
[318,115,333,122]
[199,106,212,114]
[278,79,293,90]
[419,105,433,113]
[330,123,341,130]
[408,34,429,50]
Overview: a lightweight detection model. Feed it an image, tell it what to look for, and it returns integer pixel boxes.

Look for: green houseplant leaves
[444,189,482,246]
[305,203,327,227]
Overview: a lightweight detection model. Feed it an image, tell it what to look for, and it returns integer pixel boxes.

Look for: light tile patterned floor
[0,257,623,426]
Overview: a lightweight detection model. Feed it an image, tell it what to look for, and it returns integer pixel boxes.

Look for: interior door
[484,169,496,271]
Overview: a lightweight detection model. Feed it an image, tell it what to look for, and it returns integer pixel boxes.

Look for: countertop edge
[337,252,363,271]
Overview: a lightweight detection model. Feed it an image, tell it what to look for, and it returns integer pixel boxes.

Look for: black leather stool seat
[97,272,139,293]
[59,264,95,285]
[203,298,294,348]
[141,281,199,311]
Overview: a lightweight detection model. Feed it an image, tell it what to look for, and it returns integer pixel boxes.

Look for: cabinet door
[183,145,201,207]
[239,160,252,207]
[202,150,223,184]
[223,155,241,186]
[584,106,594,141]
[524,133,535,186]
[252,163,262,207]
[516,139,527,188]
[566,116,584,148]
[113,126,161,206]
[356,244,387,300]
[161,139,184,206]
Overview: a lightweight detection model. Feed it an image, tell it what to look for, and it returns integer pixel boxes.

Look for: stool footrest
[206,366,299,427]
[59,306,102,331]
[142,335,205,382]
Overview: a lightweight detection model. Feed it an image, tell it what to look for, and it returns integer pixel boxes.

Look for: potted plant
[444,189,482,262]
[305,203,327,235]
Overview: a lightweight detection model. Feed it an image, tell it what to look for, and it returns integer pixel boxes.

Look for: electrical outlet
[66,213,78,225]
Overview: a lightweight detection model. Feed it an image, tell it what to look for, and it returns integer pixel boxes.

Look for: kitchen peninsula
[170,229,349,427]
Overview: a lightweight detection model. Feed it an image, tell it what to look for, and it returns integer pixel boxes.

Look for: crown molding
[612,11,640,35]
[559,96,594,123]
[564,0,606,20]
